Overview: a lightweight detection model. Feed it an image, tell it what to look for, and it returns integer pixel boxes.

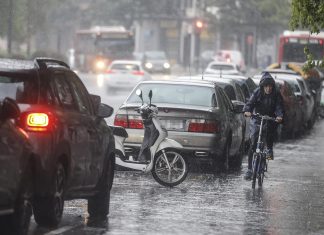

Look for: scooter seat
[109,125,128,138]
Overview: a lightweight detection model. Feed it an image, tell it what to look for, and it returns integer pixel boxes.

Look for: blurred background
[0,0,291,74]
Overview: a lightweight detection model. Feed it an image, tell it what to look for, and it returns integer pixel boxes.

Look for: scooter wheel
[151,149,188,187]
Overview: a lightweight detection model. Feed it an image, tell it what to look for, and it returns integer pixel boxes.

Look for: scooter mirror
[148,90,153,106]
[136,89,144,105]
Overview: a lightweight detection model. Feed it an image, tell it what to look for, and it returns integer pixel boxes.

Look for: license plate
[161,119,184,130]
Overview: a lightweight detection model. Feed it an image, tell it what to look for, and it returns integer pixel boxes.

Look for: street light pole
[7,0,13,55]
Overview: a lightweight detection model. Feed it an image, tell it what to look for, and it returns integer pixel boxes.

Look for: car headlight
[163,62,170,69]
[95,60,106,70]
[145,62,153,69]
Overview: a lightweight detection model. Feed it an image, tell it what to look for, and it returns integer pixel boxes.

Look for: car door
[217,87,241,155]
[0,119,22,207]
[51,72,88,188]
[67,72,107,187]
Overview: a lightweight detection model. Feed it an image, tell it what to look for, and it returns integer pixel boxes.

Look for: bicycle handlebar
[251,113,277,122]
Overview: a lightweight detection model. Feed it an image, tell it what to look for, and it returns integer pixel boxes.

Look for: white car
[204,61,241,75]
[104,60,151,91]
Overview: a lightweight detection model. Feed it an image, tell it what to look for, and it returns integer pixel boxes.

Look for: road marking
[44,226,74,235]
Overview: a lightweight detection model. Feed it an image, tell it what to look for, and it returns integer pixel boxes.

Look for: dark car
[0,97,34,234]
[0,58,115,227]
[114,80,245,171]
[142,51,171,74]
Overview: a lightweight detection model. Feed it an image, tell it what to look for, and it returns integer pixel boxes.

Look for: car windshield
[210,64,235,71]
[144,51,167,60]
[110,63,140,71]
[127,83,216,107]
[0,73,40,104]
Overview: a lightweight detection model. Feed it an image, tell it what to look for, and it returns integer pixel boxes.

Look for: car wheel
[229,140,244,169]
[33,162,66,227]
[2,163,33,235]
[88,155,115,218]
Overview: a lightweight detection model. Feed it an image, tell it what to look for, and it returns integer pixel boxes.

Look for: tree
[290,0,324,70]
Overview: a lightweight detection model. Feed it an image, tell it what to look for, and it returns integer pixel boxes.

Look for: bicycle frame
[251,114,276,189]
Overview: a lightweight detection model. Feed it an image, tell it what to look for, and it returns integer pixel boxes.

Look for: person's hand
[276,116,283,123]
[244,112,251,117]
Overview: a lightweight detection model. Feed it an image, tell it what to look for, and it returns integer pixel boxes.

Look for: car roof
[110,60,142,65]
[0,58,35,72]
[262,69,298,75]
[140,79,217,88]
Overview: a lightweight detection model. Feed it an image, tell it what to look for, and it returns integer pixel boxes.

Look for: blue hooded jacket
[243,72,284,118]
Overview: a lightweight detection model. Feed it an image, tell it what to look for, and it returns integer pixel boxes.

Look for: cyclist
[243,72,284,180]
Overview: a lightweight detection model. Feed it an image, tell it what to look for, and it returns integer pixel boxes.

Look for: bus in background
[74,26,134,73]
[278,30,324,64]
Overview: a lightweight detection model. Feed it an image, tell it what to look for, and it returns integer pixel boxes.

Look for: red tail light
[114,114,128,128]
[21,112,54,132]
[113,114,143,129]
[188,119,219,133]
[128,115,143,129]
[132,71,144,76]
[106,69,115,74]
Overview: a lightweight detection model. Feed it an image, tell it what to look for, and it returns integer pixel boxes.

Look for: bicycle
[250,113,277,189]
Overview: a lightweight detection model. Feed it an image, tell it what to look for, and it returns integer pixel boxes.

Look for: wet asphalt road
[28,119,324,235]
[28,74,324,235]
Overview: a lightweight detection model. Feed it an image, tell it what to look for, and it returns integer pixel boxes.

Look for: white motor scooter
[111,89,189,187]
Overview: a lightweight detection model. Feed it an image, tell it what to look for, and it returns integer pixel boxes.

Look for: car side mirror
[90,94,101,115]
[98,103,114,118]
[0,97,20,121]
[232,100,245,113]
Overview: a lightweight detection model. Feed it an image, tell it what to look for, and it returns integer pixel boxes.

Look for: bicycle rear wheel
[252,154,259,189]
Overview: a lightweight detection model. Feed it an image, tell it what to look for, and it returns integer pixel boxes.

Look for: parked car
[114,80,245,171]
[262,70,316,129]
[214,50,246,73]
[142,51,171,74]
[253,74,305,138]
[319,82,324,118]
[0,58,115,227]
[105,60,151,92]
[204,61,241,75]
[0,97,34,234]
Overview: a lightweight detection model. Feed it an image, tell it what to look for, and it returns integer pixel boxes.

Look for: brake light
[114,114,128,128]
[188,119,219,133]
[132,71,144,76]
[128,115,143,129]
[106,69,114,74]
[21,112,54,132]
[113,114,144,129]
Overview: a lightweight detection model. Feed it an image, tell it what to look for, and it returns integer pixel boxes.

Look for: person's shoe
[266,148,274,160]
[244,169,253,180]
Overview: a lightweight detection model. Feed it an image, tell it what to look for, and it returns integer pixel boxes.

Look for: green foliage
[290,0,324,71]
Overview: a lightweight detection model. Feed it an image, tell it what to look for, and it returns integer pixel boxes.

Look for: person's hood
[259,72,275,87]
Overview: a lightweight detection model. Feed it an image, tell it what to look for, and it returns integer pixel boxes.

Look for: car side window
[224,85,236,101]
[67,72,93,115]
[218,87,234,111]
[52,73,77,110]
[234,84,245,102]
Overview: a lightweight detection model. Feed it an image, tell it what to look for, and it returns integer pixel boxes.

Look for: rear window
[0,73,41,104]
[127,83,217,107]
[110,63,140,71]
[210,64,235,71]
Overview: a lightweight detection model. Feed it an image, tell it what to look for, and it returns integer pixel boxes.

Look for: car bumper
[124,129,224,159]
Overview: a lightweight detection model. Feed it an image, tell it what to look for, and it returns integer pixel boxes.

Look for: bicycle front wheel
[258,158,266,187]
[152,149,188,187]
[252,153,260,189]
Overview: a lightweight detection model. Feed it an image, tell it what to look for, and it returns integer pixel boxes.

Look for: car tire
[1,162,33,235]
[33,162,66,227]
[88,155,115,218]
[229,140,244,169]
